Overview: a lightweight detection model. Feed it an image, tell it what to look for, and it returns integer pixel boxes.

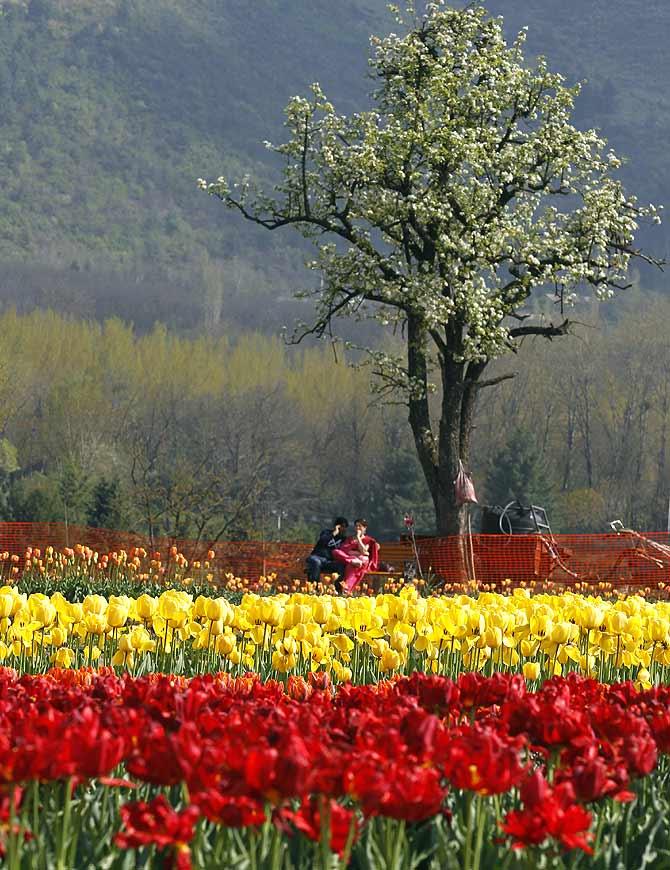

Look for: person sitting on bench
[332,518,379,594]
[305,517,349,585]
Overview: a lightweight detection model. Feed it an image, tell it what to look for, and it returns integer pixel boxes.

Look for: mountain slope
[0,0,666,330]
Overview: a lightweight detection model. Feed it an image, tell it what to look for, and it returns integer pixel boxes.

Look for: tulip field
[2,552,670,866]
[3,584,670,686]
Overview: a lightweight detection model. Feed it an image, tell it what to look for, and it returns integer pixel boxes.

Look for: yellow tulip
[380,647,401,672]
[272,650,296,672]
[522,661,540,680]
[390,629,409,653]
[32,599,56,627]
[118,634,134,653]
[636,667,652,690]
[48,626,68,647]
[52,647,74,668]
[208,619,224,637]
[0,593,14,618]
[579,603,605,631]
[648,617,669,643]
[274,637,297,658]
[84,613,108,636]
[520,638,539,657]
[107,602,130,629]
[332,659,352,682]
[370,638,389,658]
[549,622,572,645]
[193,596,209,619]
[330,634,354,654]
[653,644,670,666]
[83,594,107,616]
[129,626,155,651]
[111,649,134,668]
[481,626,503,649]
[465,609,485,636]
[158,592,191,627]
[387,597,409,622]
[193,629,210,650]
[216,634,237,656]
[67,602,84,623]
[260,599,284,627]
[313,599,333,625]
[529,613,553,639]
[605,611,629,634]
[205,598,234,624]
[136,594,158,620]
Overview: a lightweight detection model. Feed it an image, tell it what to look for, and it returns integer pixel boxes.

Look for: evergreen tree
[485,427,555,514]
[0,439,19,521]
[368,446,435,539]
[9,474,61,522]
[87,478,125,530]
[57,459,91,526]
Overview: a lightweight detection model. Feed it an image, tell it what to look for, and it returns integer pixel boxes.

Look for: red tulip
[115,795,199,868]
[288,797,359,856]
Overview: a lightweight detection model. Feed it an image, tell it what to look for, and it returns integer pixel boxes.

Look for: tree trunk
[405,318,481,583]
[435,357,469,536]
[654,379,668,528]
[561,404,574,491]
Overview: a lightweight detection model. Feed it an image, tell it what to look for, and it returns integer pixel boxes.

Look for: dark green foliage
[57,458,91,526]
[9,474,63,522]
[87,477,126,529]
[485,427,556,514]
[0,438,19,520]
[369,445,435,540]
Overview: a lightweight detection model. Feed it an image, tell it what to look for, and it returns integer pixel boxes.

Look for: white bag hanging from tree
[454,459,478,506]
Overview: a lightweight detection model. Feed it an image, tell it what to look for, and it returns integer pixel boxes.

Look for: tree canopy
[203,2,661,535]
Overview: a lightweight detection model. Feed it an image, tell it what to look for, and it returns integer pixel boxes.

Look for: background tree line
[0,298,667,540]
[0,309,434,542]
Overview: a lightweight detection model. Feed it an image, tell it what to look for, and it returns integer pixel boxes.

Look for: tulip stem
[319,795,332,869]
[56,777,73,870]
[463,792,474,870]
[249,830,259,870]
[593,802,607,855]
[472,797,485,870]
[7,787,18,870]
[391,819,405,869]
[339,813,358,869]
[30,781,39,845]
[270,826,283,870]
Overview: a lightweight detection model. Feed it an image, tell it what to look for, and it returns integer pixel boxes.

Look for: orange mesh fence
[1,522,670,589]
[0,524,314,580]
[417,532,670,591]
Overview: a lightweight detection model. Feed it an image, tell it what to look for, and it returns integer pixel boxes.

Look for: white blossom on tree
[200,2,661,536]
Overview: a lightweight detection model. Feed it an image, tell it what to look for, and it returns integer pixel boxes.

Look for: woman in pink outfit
[332,518,379,593]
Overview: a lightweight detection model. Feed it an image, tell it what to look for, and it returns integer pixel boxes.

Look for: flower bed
[2,585,670,686]
[0,669,668,868]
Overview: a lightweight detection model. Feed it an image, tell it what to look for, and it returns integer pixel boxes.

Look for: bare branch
[475,371,518,389]
[509,319,571,340]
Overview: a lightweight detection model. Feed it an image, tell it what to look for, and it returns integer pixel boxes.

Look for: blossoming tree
[201,3,660,536]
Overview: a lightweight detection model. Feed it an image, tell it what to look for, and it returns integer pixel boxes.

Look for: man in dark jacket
[305,517,348,584]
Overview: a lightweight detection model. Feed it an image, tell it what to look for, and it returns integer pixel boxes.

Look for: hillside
[0,0,667,331]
